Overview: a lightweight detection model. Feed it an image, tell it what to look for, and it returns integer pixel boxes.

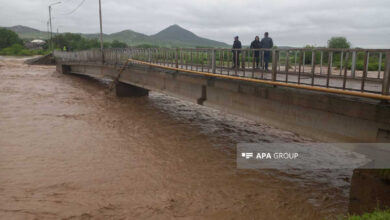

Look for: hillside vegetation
[4,24,228,48]
[0,28,46,56]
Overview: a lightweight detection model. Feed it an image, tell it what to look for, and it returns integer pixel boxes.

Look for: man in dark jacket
[232,36,242,68]
[250,36,261,68]
[260,32,273,71]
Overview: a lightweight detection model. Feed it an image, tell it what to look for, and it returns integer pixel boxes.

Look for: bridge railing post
[148,48,151,63]
[311,50,316,86]
[212,49,216,74]
[351,51,357,78]
[272,49,278,81]
[382,52,390,96]
[175,48,179,69]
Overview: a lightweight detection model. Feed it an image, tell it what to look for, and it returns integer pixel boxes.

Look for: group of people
[232,32,273,70]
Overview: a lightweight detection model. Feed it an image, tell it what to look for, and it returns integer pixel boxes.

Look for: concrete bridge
[54,48,390,142]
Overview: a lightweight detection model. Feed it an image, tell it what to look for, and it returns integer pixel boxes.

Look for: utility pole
[99,0,104,63]
[57,25,62,35]
[47,21,50,40]
[49,6,52,50]
[48,2,61,51]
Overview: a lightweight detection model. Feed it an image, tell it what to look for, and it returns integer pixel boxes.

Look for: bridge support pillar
[349,169,390,215]
[115,82,149,97]
[56,64,71,74]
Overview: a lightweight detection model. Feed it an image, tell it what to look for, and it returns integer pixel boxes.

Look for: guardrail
[54,48,390,97]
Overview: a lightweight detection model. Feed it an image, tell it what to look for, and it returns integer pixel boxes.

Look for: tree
[111,40,127,48]
[327,37,351,49]
[0,28,23,49]
[52,33,100,51]
[136,44,159,49]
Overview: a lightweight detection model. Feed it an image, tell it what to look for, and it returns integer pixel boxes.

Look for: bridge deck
[126,59,389,101]
[53,48,390,100]
[150,62,383,93]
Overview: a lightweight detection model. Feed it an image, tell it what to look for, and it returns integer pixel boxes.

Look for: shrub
[0,44,24,55]
[0,44,48,56]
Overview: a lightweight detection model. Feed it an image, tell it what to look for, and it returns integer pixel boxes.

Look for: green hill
[5,25,48,40]
[83,30,150,46]
[149,24,227,48]
[4,24,228,48]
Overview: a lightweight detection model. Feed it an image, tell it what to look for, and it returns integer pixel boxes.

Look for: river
[0,57,349,219]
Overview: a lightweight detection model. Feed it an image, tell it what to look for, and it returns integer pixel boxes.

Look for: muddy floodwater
[0,57,350,219]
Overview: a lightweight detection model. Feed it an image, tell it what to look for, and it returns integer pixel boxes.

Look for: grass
[343,209,390,220]
[0,44,48,56]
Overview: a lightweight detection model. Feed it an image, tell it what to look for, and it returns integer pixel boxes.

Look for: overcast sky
[1,0,389,47]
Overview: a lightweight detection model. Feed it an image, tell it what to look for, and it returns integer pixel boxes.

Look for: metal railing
[54,48,390,97]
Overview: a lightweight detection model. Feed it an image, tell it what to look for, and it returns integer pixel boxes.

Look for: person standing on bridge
[250,36,261,68]
[232,36,242,69]
[260,32,273,71]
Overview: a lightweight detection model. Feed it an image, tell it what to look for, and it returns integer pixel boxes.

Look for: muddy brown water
[0,57,349,219]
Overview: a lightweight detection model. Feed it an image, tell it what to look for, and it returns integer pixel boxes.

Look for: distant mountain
[3,24,229,48]
[84,30,150,45]
[4,25,48,39]
[7,25,41,33]
[149,24,227,47]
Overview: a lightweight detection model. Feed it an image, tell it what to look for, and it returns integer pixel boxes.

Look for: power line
[62,0,86,15]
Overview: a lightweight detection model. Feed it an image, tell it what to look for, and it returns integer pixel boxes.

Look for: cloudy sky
[1,0,389,47]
